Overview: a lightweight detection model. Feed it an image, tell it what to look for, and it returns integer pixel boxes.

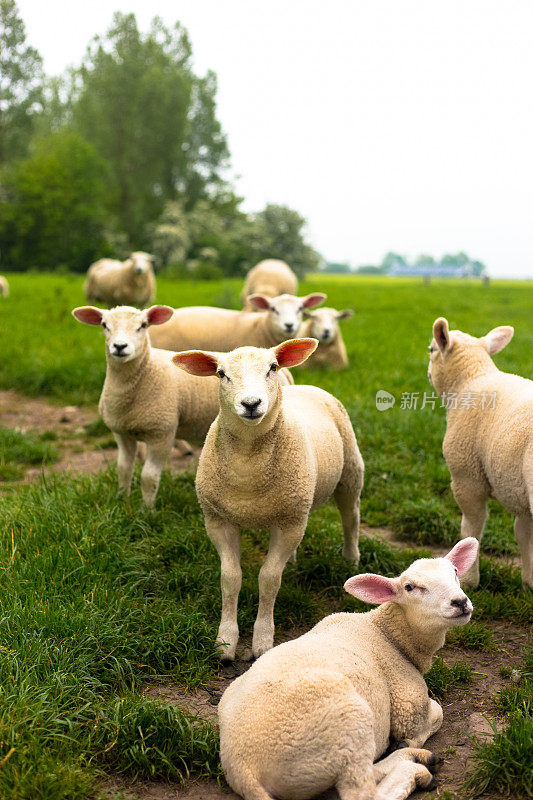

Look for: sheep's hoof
[241,647,254,662]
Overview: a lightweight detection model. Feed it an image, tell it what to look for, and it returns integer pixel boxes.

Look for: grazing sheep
[0,276,9,297]
[241,259,299,310]
[149,293,326,352]
[71,304,219,505]
[218,537,479,800]
[85,252,156,308]
[298,307,353,370]
[429,317,533,590]
[173,338,364,660]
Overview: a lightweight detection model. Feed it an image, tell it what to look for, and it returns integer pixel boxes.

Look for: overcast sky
[17,0,533,276]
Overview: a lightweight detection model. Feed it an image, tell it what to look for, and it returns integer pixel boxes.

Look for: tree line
[0,1,320,276]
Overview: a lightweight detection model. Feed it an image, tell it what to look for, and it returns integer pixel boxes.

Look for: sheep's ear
[302,293,327,309]
[445,538,479,575]
[336,309,354,320]
[274,338,318,368]
[72,306,104,326]
[172,351,218,377]
[145,305,174,326]
[344,574,400,604]
[483,326,514,355]
[248,293,271,311]
[433,317,451,354]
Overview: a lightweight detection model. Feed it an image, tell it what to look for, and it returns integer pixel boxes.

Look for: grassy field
[0,273,531,798]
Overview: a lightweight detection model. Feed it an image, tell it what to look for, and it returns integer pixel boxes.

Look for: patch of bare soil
[0,389,200,482]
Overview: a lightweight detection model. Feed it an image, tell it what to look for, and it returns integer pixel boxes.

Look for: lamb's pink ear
[336,309,354,320]
[248,293,271,311]
[145,305,174,326]
[483,326,514,355]
[445,538,479,576]
[274,338,318,368]
[344,574,400,604]
[72,306,104,326]
[172,350,218,377]
[433,317,451,354]
[302,293,327,309]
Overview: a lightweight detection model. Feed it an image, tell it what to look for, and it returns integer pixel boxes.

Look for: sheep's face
[305,307,353,343]
[428,317,514,391]
[248,293,327,339]
[172,339,318,426]
[130,252,154,276]
[344,537,479,631]
[72,305,174,362]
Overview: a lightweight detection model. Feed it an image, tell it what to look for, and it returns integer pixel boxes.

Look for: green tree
[72,13,229,246]
[0,130,109,270]
[415,253,435,265]
[0,0,44,162]
[251,204,320,277]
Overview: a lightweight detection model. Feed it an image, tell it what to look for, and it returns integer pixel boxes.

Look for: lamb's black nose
[113,343,127,353]
[241,398,261,415]
[284,323,294,332]
[323,329,331,337]
[451,597,469,613]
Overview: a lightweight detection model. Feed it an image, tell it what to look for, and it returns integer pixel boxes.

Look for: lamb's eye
[404,583,415,592]
[271,307,279,315]
[102,322,108,330]
[269,363,278,373]
[217,369,226,379]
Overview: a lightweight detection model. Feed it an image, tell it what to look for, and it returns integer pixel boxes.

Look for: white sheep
[241,259,299,310]
[298,306,353,370]
[149,293,326,352]
[85,252,156,308]
[0,276,9,297]
[71,304,219,505]
[173,338,364,660]
[429,317,533,590]
[218,537,479,800]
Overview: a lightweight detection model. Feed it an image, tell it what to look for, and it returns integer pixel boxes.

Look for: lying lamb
[173,338,364,660]
[429,317,532,590]
[85,252,156,308]
[298,306,353,370]
[241,259,298,310]
[218,537,479,800]
[148,293,326,352]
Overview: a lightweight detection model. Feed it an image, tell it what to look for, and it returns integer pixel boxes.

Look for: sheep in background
[0,276,9,297]
[429,316,533,590]
[241,259,298,310]
[218,538,479,800]
[173,338,364,660]
[298,306,353,369]
[149,292,326,352]
[85,252,156,308]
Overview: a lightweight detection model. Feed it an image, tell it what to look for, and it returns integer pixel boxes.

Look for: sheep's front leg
[114,432,137,497]
[204,516,241,661]
[402,698,443,748]
[253,521,306,658]
[451,480,488,588]
[514,514,533,591]
[140,434,174,505]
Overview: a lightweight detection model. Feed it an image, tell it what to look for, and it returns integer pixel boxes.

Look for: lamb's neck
[105,346,151,392]
[437,349,499,395]
[371,603,446,674]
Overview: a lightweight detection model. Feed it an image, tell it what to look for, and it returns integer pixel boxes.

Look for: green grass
[424,657,473,700]
[0,425,59,480]
[446,621,496,651]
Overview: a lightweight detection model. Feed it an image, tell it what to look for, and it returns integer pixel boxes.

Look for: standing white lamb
[218,537,479,800]
[241,259,299,310]
[298,306,353,370]
[85,252,156,308]
[71,304,219,505]
[0,276,9,297]
[429,316,533,589]
[149,293,326,352]
[173,338,364,660]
